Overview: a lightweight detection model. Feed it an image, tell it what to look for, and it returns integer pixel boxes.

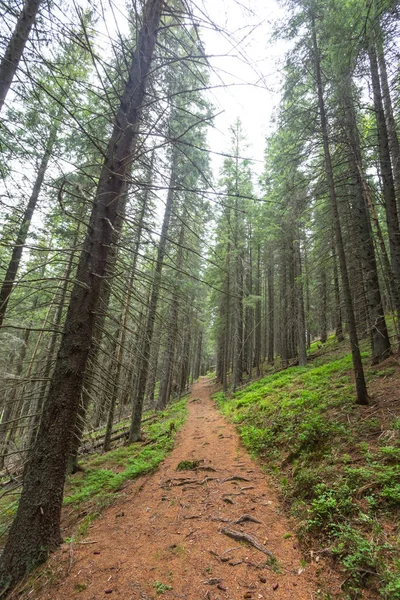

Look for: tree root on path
[234,514,263,525]
[210,514,262,525]
[221,527,273,556]
[163,476,215,487]
[222,475,251,483]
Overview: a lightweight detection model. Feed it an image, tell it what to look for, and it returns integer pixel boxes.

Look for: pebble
[259,576,267,583]
[272,582,279,590]
[104,590,113,594]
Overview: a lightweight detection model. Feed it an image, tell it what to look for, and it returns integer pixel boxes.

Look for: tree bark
[128,160,176,442]
[267,260,274,365]
[157,220,185,410]
[280,237,288,369]
[0,116,60,327]
[103,159,153,452]
[332,240,344,343]
[341,75,391,362]
[0,0,43,112]
[0,0,163,588]
[369,44,400,318]
[377,37,400,217]
[319,266,328,344]
[254,244,262,376]
[311,10,368,405]
[294,231,307,366]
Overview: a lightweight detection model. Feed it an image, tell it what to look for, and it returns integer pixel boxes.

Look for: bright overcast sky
[90,0,288,177]
[196,0,287,177]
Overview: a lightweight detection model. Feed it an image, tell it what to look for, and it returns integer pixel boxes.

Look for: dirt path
[30,378,337,599]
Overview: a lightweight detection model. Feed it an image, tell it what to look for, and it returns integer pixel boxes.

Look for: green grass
[153,580,173,594]
[64,397,187,509]
[215,339,400,599]
[0,396,188,545]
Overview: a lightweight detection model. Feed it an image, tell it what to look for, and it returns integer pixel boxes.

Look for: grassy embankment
[0,396,188,546]
[215,338,400,599]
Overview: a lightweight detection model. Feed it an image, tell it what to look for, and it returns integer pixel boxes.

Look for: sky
[194,0,288,178]
[92,0,288,178]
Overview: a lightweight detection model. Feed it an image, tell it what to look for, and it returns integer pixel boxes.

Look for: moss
[216,342,400,598]
[64,397,188,508]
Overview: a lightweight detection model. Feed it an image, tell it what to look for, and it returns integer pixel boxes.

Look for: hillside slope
[216,339,400,599]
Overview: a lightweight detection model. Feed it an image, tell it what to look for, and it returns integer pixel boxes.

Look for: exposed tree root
[221,528,273,556]
[234,514,263,525]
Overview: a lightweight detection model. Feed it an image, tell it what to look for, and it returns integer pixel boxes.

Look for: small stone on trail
[220,556,230,562]
[272,582,279,590]
[94,551,101,555]
[244,593,253,599]
[217,584,227,591]
[104,590,113,594]
[259,576,267,583]
[223,496,234,504]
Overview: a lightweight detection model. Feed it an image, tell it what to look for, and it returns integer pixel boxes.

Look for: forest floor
[11,377,341,600]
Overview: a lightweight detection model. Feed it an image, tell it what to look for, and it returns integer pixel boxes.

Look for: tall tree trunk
[319,267,328,344]
[67,195,125,472]
[287,235,297,359]
[294,231,307,366]
[145,327,161,405]
[103,160,153,452]
[377,37,400,217]
[193,330,203,381]
[303,240,311,348]
[254,244,262,376]
[0,329,30,469]
[311,10,368,405]
[0,0,43,112]
[341,75,391,362]
[0,117,60,327]
[0,1,163,588]
[157,220,185,410]
[267,260,274,365]
[231,252,243,393]
[332,240,344,343]
[244,243,253,379]
[280,239,288,369]
[369,44,400,318]
[222,238,231,393]
[128,160,176,442]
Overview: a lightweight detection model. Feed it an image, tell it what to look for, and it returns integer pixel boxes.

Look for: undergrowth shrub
[216,341,400,598]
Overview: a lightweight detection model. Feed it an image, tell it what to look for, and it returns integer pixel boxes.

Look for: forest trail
[29,379,336,600]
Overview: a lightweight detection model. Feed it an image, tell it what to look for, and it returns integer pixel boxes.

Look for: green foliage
[64,398,187,508]
[216,342,400,597]
[176,460,200,471]
[153,580,172,594]
[381,566,400,600]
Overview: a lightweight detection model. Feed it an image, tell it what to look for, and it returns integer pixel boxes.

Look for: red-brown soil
[16,378,342,599]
